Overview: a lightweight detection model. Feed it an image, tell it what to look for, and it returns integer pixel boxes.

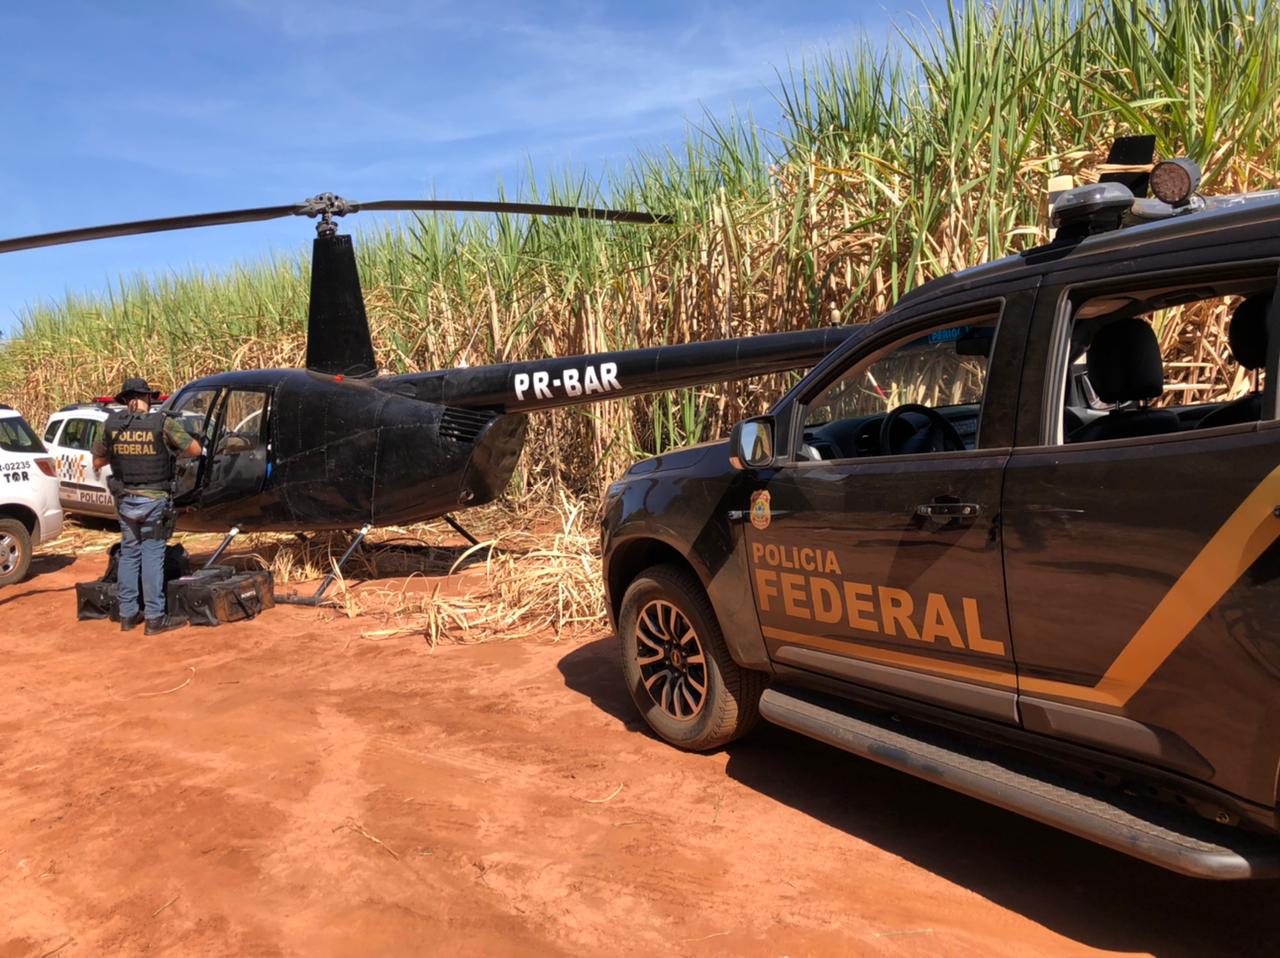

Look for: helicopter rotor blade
[0,204,306,254]
[350,199,672,225]
[0,195,671,255]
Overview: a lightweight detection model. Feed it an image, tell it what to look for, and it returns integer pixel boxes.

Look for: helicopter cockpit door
[199,388,271,509]
[169,387,222,503]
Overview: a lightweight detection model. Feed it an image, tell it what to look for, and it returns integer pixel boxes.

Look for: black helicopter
[2,195,853,541]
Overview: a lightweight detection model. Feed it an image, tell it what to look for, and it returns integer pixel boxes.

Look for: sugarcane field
[5,0,1280,955]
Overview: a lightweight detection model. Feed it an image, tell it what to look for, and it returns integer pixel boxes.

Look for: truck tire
[0,518,32,587]
[619,563,766,751]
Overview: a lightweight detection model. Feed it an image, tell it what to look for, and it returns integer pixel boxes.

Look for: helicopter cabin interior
[168,383,271,507]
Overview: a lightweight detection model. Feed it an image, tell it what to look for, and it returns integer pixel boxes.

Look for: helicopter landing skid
[277,514,477,608]
[202,526,241,569]
[277,523,372,607]
[440,513,479,546]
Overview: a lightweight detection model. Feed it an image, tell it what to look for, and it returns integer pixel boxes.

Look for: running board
[759,687,1280,880]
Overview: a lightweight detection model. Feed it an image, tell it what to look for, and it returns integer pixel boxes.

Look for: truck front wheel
[0,518,33,587]
[618,563,766,751]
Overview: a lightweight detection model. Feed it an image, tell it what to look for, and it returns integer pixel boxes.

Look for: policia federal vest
[104,410,175,491]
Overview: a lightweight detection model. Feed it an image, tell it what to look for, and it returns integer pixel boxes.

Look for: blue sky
[0,1,936,334]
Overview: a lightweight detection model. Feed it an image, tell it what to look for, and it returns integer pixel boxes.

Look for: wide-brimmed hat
[113,377,161,404]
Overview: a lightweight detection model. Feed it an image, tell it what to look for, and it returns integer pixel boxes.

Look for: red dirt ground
[3,552,1280,957]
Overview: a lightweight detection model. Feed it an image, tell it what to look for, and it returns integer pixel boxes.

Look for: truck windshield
[805,321,994,428]
[0,416,46,454]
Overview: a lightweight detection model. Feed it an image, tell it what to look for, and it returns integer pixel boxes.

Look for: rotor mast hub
[299,193,354,238]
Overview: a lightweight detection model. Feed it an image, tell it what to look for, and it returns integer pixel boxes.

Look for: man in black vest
[91,377,202,634]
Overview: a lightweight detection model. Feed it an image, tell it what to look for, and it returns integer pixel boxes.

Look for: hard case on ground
[167,569,275,626]
[75,580,119,620]
[75,543,197,621]
[102,541,191,585]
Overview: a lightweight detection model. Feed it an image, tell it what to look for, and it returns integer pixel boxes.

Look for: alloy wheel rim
[635,599,708,720]
[0,533,18,575]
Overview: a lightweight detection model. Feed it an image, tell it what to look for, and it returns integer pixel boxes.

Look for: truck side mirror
[729,417,775,470]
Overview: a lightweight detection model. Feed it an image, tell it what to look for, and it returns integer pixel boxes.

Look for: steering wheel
[214,431,257,456]
[232,409,261,434]
[879,403,965,456]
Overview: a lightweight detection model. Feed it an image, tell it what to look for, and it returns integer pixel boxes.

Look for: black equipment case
[166,569,275,627]
[75,543,192,621]
[75,580,119,621]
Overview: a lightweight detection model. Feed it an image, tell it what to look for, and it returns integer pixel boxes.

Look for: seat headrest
[1229,294,1271,371]
[1086,318,1164,404]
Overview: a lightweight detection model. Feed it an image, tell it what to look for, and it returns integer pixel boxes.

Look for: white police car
[0,404,63,585]
[42,401,119,518]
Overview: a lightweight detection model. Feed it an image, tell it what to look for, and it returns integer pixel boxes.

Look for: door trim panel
[1020,696,1214,778]
[772,642,1019,723]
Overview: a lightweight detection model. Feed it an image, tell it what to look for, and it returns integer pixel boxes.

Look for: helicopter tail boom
[387,327,856,414]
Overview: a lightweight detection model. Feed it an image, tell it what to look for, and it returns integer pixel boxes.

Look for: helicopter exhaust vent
[440,406,498,443]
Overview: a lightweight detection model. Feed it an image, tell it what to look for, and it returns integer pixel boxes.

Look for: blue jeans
[117,495,170,620]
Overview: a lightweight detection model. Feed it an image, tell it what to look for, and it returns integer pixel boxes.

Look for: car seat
[1197,295,1270,430]
[1068,318,1181,443]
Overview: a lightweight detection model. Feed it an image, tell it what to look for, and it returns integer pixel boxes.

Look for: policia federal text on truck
[602,151,1280,879]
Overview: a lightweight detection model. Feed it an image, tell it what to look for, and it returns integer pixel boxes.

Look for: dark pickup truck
[601,160,1280,879]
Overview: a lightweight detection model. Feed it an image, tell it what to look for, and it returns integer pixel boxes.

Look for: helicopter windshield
[171,388,220,441]
[215,390,267,455]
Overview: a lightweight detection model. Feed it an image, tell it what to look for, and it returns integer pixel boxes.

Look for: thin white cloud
[222,0,428,38]
[485,9,870,132]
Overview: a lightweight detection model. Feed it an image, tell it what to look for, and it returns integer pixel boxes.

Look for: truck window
[0,417,45,454]
[799,313,999,459]
[43,420,62,444]
[59,418,99,451]
[1048,274,1278,445]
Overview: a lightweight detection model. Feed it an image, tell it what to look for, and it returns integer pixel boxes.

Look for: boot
[145,614,189,636]
[120,613,143,632]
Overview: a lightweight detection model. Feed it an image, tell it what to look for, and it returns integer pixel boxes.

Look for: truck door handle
[727,509,790,521]
[916,501,981,518]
